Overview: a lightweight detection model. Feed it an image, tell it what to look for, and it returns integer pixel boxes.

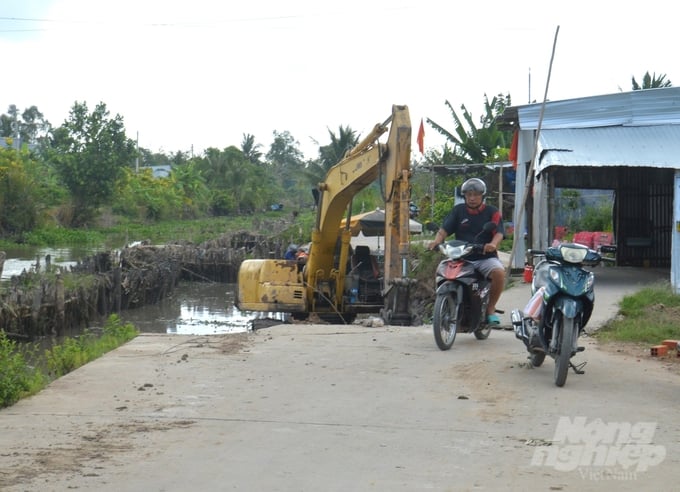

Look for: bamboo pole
[506,25,560,280]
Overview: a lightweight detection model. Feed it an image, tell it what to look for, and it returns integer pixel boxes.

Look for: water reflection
[1,246,102,280]
[119,282,284,335]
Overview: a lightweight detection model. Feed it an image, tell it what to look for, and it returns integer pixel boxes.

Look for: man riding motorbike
[428,178,506,325]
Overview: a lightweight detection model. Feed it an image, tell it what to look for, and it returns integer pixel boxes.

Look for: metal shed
[496,87,680,293]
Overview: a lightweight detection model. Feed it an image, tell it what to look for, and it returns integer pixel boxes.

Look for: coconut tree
[240,133,263,165]
[304,125,359,187]
[631,71,672,90]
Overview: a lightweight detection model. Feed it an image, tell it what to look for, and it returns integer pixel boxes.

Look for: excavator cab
[349,246,383,303]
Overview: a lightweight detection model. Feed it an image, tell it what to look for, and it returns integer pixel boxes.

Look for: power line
[0,4,417,31]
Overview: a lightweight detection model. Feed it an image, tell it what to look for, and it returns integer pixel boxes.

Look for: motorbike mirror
[473,221,497,243]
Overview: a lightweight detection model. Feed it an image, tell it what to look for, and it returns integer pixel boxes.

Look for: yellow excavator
[236,105,415,325]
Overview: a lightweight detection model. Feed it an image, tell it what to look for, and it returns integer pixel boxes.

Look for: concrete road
[1,266,678,491]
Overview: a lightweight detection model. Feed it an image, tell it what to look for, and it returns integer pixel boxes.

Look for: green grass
[45,315,138,378]
[0,315,138,408]
[4,210,318,249]
[594,282,680,344]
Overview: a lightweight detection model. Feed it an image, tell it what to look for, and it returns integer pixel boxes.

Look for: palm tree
[240,133,263,165]
[632,71,672,90]
[318,125,358,171]
[170,161,210,216]
[304,125,359,186]
[200,146,268,214]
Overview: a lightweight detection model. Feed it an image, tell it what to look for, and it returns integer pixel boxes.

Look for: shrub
[0,332,45,408]
[46,314,138,378]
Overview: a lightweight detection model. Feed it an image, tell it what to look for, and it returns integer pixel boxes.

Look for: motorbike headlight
[560,244,588,264]
[443,243,471,259]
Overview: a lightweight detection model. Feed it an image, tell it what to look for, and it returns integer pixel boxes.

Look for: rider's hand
[483,243,497,254]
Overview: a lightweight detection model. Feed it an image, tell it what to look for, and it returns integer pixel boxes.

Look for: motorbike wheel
[473,324,491,340]
[433,293,460,350]
[554,315,576,387]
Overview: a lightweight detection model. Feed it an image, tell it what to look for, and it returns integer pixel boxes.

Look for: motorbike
[511,242,602,387]
[432,222,501,350]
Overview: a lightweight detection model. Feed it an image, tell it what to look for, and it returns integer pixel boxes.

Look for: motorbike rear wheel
[433,293,460,350]
[474,324,491,340]
[554,315,576,387]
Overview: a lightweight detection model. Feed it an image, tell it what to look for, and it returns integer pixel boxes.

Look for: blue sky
[2,1,678,159]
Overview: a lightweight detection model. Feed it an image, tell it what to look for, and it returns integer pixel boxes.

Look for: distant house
[148,165,171,178]
[0,137,37,151]
[497,87,680,293]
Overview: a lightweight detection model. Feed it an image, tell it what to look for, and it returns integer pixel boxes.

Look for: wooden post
[113,267,121,313]
[32,285,42,331]
[499,163,503,217]
[56,274,65,337]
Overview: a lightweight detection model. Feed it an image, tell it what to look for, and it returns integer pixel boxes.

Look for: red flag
[509,130,519,169]
[417,118,425,154]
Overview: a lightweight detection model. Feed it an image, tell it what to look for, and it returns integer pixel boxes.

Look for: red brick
[650,345,668,357]
[662,340,678,350]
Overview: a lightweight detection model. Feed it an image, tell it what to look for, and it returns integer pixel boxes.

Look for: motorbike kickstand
[570,361,587,375]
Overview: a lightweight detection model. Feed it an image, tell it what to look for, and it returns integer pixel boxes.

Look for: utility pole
[430,161,435,221]
[499,163,503,218]
[135,131,139,173]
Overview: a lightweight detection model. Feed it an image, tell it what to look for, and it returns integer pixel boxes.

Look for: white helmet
[461,178,487,195]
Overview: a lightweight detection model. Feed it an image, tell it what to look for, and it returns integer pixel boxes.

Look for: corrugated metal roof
[496,87,680,172]
[537,126,680,172]
[510,87,680,130]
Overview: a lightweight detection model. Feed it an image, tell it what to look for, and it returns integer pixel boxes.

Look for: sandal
[486,313,501,325]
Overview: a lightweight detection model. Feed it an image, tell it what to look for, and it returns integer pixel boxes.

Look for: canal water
[118,281,283,335]
[1,248,276,336]
[1,246,84,280]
